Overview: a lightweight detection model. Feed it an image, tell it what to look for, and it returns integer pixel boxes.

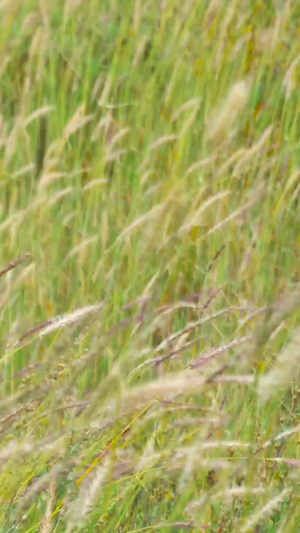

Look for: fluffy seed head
[207,80,250,143]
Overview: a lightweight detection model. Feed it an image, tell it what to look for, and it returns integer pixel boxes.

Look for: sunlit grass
[1,1,300,531]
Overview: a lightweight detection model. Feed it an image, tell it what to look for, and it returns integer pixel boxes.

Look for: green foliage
[1,1,300,531]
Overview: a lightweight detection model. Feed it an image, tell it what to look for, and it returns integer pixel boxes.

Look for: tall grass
[1,1,300,531]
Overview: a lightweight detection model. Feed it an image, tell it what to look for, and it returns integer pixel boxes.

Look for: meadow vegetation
[1,1,300,531]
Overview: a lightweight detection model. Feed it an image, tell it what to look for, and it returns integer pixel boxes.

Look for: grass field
[1,1,300,531]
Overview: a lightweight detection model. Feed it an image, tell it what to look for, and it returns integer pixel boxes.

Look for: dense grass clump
[1,1,300,531]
